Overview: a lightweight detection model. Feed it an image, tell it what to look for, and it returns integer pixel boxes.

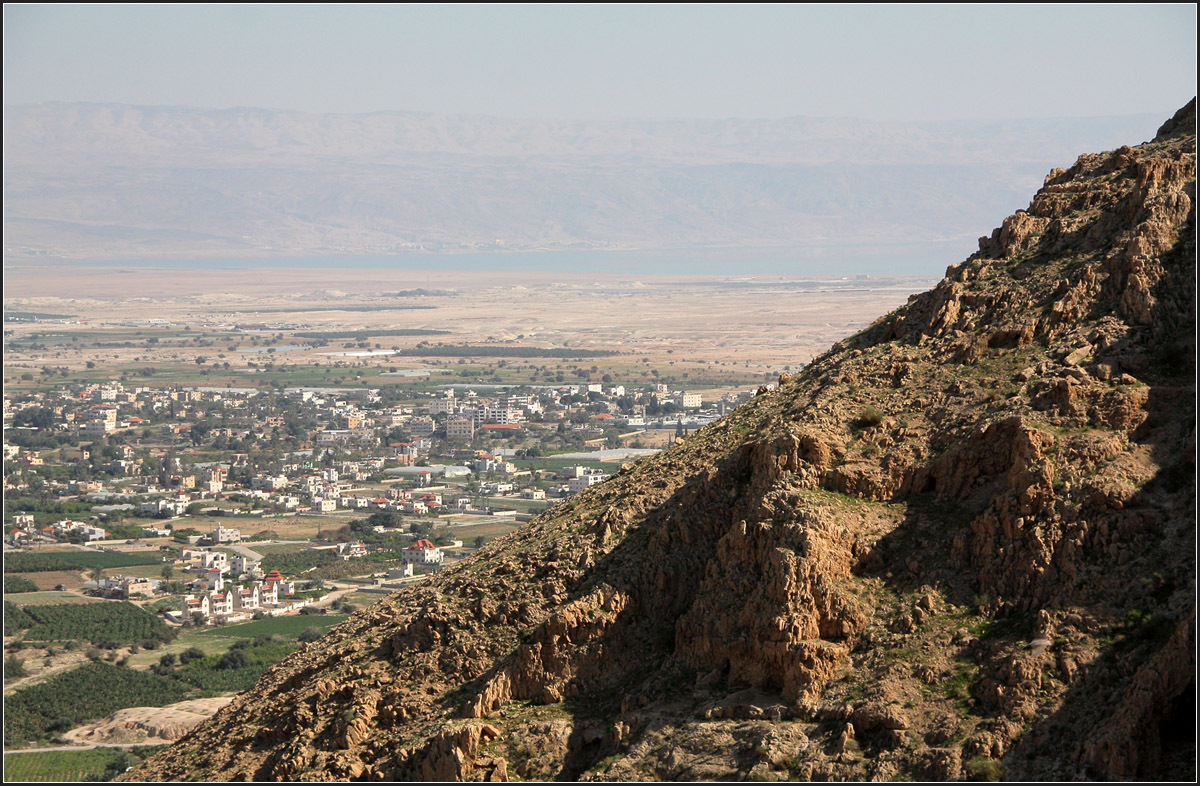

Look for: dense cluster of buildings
[177,542,301,623]
[4,375,770,555]
[180,567,295,623]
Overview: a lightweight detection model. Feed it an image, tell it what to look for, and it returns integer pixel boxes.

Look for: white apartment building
[230,554,260,577]
[197,550,229,570]
[567,474,608,493]
[211,523,242,543]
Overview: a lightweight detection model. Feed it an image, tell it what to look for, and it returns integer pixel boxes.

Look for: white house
[336,541,367,560]
[196,550,229,571]
[230,554,260,578]
[210,523,242,543]
[403,538,443,565]
[567,474,608,494]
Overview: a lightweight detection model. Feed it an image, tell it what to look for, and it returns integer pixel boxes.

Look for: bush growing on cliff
[852,405,885,430]
[965,756,1004,781]
[297,627,323,643]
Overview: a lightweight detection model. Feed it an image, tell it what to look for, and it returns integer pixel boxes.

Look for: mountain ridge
[4,101,1167,165]
[3,103,1168,265]
[124,101,1195,782]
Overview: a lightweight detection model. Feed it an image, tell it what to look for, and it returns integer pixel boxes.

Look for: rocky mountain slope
[126,101,1195,782]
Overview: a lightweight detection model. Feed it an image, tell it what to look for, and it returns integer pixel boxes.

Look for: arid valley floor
[4,264,935,389]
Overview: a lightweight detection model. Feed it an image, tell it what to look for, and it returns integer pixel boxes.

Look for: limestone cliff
[126,103,1195,782]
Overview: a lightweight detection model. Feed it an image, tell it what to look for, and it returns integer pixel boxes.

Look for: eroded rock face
[63,698,234,746]
[124,104,1196,783]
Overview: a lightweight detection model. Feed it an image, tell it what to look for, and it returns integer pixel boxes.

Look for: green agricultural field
[197,613,349,640]
[109,563,172,580]
[5,591,105,606]
[2,553,84,574]
[484,497,550,513]
[171,638,300,694]
[3,311,76,321]
[8,328,225,345]
[250,542,312,555]
[4,601,34,635]
[4,550,162,573]
[123,628,229,669]
[4,662,191,745]
[257,548,339,573]
[4,746,165,782]
[11,601,175,646]
[448,520,523,544]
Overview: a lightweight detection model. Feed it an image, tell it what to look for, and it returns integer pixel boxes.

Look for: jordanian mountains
[2,102,1169,264]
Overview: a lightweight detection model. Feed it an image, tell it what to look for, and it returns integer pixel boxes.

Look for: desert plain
[4,262,936,392]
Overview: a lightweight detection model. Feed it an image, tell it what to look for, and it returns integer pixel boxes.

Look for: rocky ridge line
[125,102,1195,782]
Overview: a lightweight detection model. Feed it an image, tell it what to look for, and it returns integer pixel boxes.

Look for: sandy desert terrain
[4,264,936,376]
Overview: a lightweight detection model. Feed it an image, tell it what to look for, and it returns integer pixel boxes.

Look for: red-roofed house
[209,590,233,616]
[261,570,288,600]
[404,539,443,565]
[234,584,260,611]
[183,593,210,619]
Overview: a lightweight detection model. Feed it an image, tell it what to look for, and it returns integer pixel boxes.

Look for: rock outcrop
[125,102,1195,783]
[63,698,234,746]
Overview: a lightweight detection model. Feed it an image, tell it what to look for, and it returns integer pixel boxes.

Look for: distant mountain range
[2,102,1168,270]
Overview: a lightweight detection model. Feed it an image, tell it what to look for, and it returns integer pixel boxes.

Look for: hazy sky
[3,4,1196,121]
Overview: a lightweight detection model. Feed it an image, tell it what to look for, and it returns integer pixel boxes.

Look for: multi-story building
[567,474,608,493]
[210,523,241,544]
[403,539,443,565]
[196,549,229,570]
[409,416,436,436]
[230,554,260,578]
[446,417,475,440]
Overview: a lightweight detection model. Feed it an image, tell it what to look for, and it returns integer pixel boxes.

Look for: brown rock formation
[124,102,1196,782]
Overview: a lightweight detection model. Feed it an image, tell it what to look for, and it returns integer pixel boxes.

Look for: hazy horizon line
[2,98,1180,126]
